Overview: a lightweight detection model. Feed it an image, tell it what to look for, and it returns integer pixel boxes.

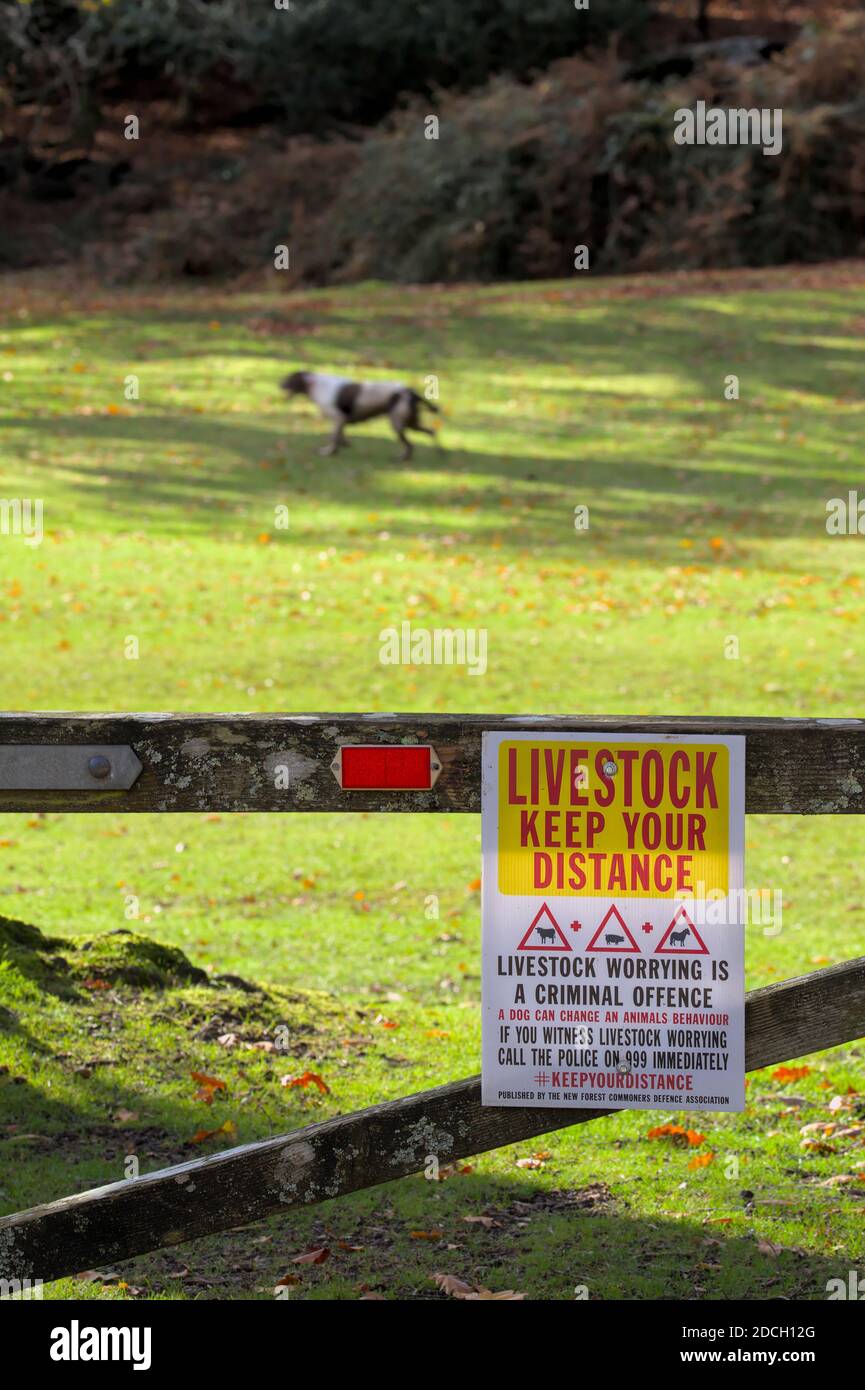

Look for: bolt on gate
[0,713,864,1285]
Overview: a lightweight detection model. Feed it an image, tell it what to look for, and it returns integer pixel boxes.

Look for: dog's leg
[389,395,414,462]
[319,419,346,457]
[408,392,445,453]
[394,429,413,463]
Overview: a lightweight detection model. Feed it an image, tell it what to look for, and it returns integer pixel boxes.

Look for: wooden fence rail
[1,713,865,813]
[1,955,864,1286]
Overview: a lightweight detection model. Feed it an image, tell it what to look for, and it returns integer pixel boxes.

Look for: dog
[281,370,441,462]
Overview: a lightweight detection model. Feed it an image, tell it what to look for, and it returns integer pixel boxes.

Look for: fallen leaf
[757,1239,784,1258]
[773,1065,811,1084]
[432,1273,475,1297]
[280,1071,330,1094]
[801,1139,837,1155]
[688,1152,715,1170]
[188,1120,236,1145]
[190,1071,227,1092]
[290,1248,329,1265]
[432,1272,524,1300]
[469,1287,526,1300]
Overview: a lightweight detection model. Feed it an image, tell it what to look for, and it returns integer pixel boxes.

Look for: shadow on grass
[2,407,852,567]
[34,1162,857,1302]
[5,281,863,570]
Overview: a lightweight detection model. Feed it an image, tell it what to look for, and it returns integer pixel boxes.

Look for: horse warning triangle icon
[585,904,641,953]
[517,902,571,951]
[654,905,709,955]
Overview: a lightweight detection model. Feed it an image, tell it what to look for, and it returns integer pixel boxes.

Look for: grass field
[1,263,865,1301]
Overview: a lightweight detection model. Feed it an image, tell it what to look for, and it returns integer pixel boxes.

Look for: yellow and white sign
[482,732,746,1112]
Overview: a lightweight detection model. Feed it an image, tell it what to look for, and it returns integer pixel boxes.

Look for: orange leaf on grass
[647,1123,684,1140]
[82,978,110,991]
[647,1123,706,1147]
[436,1163,473,1180]
[410,1229,443,1241]
[688,1152,715,1170]
[189,1120,236,1145]
[466,877,481,892]
[190,1071,227,1091]
[280,1071,330,1094]
[773,1065,811,1083]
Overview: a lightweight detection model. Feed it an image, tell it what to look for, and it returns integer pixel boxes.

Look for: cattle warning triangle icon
[516,902,571,951]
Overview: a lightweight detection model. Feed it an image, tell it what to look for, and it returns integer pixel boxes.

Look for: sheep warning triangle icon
[585,904,641,953]
[655,905,709,955]
[516,902,571,951]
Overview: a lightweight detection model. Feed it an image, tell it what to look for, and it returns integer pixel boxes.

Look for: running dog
[281,370,441,461]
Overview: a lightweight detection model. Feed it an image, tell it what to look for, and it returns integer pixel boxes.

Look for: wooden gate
[1,714,864,1284]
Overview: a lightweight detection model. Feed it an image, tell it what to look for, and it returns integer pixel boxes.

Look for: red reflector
[333,745,441,791]
[341,745,431,790]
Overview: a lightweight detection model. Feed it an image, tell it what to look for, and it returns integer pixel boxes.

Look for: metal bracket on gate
[0,745,143,791]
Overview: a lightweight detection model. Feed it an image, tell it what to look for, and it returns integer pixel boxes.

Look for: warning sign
[481,732,746,1113]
